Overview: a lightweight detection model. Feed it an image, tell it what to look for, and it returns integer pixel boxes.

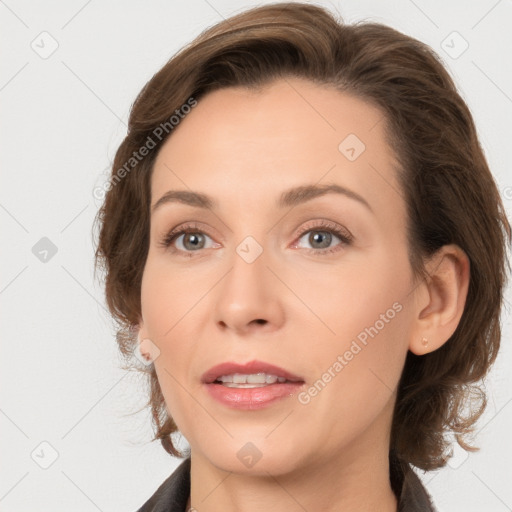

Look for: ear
[134,319,152,361]
[136,318,150,341]
[409,244,470,355]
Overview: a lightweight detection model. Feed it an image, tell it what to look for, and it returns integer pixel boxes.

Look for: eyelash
[158,220,353,258]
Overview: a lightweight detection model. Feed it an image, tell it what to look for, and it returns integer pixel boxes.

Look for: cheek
[295,248,412,413]
[140,258,210,421]
[285,246,410,348]
[140,288,194,431]
[140,254,215,339]
[294,304,410,453]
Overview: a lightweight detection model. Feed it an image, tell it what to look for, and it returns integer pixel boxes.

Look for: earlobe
[135,321,162,364]
[409,244,470,355]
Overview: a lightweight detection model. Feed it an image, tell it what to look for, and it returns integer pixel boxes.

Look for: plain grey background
[1,1,511,511]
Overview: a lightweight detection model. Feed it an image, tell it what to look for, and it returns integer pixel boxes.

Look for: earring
[421,337,428,347]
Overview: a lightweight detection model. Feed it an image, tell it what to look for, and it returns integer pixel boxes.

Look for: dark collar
[389,451,437,512]
[136,454,436,512]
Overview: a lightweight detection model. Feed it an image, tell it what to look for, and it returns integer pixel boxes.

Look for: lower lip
[204,382,305,410]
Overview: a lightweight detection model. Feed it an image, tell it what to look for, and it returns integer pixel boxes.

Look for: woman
[94,3,511,511]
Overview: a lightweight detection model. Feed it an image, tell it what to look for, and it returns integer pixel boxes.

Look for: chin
[194,433,307,477]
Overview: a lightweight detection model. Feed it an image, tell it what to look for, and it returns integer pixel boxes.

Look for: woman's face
[139,77,418,474]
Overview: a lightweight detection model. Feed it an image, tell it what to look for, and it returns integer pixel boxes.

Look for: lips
[201,360,304,384]
[202,361,306,412]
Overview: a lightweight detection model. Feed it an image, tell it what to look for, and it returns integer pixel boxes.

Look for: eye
[292,220,353,255]
[158,219,353,258]
[158,222,220,257]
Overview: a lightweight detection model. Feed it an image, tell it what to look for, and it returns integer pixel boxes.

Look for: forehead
[151,77,403,219]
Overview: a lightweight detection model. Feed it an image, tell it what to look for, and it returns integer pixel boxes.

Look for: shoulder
[135,457,191,512]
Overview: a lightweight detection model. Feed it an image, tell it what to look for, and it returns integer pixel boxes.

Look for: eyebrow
[151,183,373,214]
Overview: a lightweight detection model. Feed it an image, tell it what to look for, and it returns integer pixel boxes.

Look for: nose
[213,241,285,336]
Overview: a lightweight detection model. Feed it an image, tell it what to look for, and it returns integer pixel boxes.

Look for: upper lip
[201,360,304,384]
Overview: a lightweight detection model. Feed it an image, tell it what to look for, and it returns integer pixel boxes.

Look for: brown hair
[94,2,511,470]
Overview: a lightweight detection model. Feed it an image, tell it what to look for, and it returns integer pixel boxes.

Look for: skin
[138,77,470,512]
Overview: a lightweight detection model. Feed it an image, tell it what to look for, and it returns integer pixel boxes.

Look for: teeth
[216,373,288,386]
